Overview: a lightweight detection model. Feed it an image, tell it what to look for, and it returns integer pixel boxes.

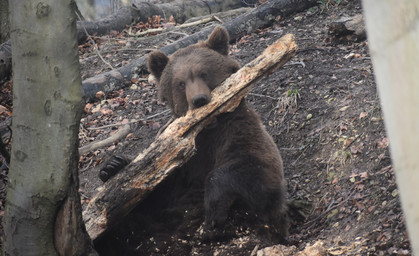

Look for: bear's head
[148,26,240,117]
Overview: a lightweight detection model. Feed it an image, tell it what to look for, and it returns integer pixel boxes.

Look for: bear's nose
[192,94,210,108]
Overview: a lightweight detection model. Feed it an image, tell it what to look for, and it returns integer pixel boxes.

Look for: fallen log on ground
[81,0,317,102]
[328,14,366,43]
[0,0,253,83]
[76,0,254,44]
[82,33,298,241]
[79,124,131,155]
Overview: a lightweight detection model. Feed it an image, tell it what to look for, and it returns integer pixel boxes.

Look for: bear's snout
[192,94,210,108]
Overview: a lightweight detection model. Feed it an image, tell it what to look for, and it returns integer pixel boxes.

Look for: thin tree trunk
[362,1,419,255]
[4,1,96,255]
[83,34,298,241]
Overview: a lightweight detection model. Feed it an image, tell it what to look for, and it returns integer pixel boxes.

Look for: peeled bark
[83,34,298,241]
[3,1,96,255]
[81,0,317,102]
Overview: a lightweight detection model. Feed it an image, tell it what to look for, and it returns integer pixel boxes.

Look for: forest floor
[0,0,412,255]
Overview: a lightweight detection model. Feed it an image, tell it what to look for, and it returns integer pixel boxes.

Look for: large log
[76,0,254,44]
[82,33,298,241]
[81,0,317,101]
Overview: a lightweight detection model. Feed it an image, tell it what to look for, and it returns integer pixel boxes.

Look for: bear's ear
[205,26,229,55]
[148,51,169,79]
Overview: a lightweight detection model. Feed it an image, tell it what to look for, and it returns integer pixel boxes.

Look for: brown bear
[147,26,289,240]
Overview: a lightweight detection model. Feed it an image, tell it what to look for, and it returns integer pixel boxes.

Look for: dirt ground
[0,0,412,255]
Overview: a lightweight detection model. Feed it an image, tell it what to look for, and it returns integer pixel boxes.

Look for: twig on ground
[297,47,326,53]
[292,152,304,166]
[166,31,189,37]
[132,16,219,37]
[79,158,94,174]
[248,93,278,100]
[304,186,357,229]
[79,124,131,155]
[343,133,361,151]
[285,61,306,68]
[213,16,224,23]
[87,109,171,130]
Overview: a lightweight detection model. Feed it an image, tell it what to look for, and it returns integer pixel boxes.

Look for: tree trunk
[83,34,298,241]
[0,0,10,44]
[362,1,419,255]
[3,1,96,255]
[82,0,317,102]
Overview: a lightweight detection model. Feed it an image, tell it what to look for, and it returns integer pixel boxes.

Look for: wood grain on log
[82,34,298,241]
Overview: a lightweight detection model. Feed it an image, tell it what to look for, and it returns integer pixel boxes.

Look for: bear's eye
[178,82,186,89]
[200,73,208,80]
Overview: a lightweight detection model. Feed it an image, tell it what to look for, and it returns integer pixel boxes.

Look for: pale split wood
[82,34,298,241]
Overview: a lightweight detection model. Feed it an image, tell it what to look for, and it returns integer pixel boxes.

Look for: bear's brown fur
[148,26,289,240]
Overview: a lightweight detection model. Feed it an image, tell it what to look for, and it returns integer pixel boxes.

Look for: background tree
[363,1,419,255]
[0,0,9,44]
[3,1,96,255]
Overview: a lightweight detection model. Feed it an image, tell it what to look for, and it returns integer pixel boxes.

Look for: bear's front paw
[99,155,130,182]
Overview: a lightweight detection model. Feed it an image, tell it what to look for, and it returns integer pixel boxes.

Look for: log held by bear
[148,26,289,240]
[83,29,297,241]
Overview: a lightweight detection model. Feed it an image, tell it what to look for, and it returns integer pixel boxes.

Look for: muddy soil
[0,0,411,255]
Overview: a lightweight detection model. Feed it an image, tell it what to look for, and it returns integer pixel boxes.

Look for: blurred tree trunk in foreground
[362,1,419,255]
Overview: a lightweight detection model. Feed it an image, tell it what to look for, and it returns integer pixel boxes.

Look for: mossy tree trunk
[362,1,419,255]
[3,1,96,255]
